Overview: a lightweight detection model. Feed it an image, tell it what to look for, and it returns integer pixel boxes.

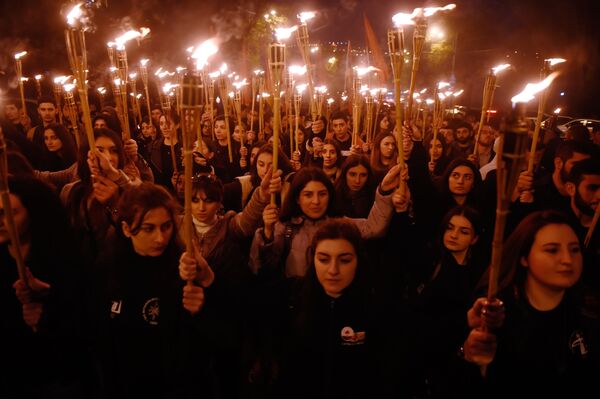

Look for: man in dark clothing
[564,158,600,303]
[3,98,31,136]
[450,120,475,159]
[26,96,58,152]
[329,111,353,155]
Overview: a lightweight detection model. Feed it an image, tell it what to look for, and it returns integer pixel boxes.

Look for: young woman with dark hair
[223,143,294,212]
[424,133,451,178]
[412,205,490,397]
[276,219,375,398]
[178,167,282,398]
[91,182,212,398]
[251,165,403,279]
[148,113,182,191]
[61,128,137,265]
[40,123,78,172]
[461,210,599,397]
[370,132,398,184]
[334,155,375,218]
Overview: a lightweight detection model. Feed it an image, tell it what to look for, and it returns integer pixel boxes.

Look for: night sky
[1,0,598,117]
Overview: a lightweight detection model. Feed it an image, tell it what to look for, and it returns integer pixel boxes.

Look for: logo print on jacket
[142,297,160,325]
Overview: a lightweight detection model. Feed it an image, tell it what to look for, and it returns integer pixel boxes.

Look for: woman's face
[380,116,389,130]
[523,224,582,292]
[346,164,369,192]
[443,214,477,254]
[322,144,338,168]
[44,129,63,152]
[448,165,474,196]
[123,207,173,257]
[256,152,273,180]
[191,189,221,224]
[295,129,305,144]
[379,136,396,159]
[233,124,245,143]
[95,136,119,169]
[429,138,443,161]
[0,193,29,245]
[297,180,329,220]
[214,120,228,141]
[314,238,358,298]
[159,116,175,140]
[250,147,260,165]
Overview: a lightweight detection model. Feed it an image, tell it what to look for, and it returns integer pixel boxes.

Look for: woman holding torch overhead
[178,165,282,398]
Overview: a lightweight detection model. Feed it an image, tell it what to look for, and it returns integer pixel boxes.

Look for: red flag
[363,13,389,84]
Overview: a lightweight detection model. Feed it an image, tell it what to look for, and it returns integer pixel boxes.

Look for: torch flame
[392,11,417,27]
[14,51,27,60]
[64,83,75,92]
[423,4,456,17]
[163,82,176,94]
[209,71,221,79]
[114,28,150,50]
[316,85,328,94]
[254,69,264,76]
[492,63,511,75]
[191,39,219,70]
[54,76,69,85]
[176,66,186,74]
[35,75,42,81]
[66,3,83,26]
[546,58,566,66]
[554,107,562,114]
[275,26,298,41]
[97,87,106,94]
[420,88,428,94]
[353,66,377,76]
[232,79,248,90]
[327,98,335,105]
[298,11,316,23]
[289,65,307,76]
[20,77,29,82]
[511,72,560,104]
[393,4,455,26]
[296,84,307,95]
[129,72,137,79]
[437,81,450,90]
[438,93,446,100]
[219,63,228,74]
[426,98,435,105]
[140,59,149,67]
[453,89,464,97]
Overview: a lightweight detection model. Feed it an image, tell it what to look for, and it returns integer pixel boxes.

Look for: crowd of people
[1,89,599,398]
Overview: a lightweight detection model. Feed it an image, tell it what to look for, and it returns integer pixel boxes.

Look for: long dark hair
[370,131,398,174]
[335,155,374,196]
[424,132,449,176]
[436,205,482,262]
[249,143,294,187]
[439,158,482,205]
[43,123,78,165]
[294,219,369,332]
[279,167,338,221]
[478,210,581,295]
[115,182,182,253]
